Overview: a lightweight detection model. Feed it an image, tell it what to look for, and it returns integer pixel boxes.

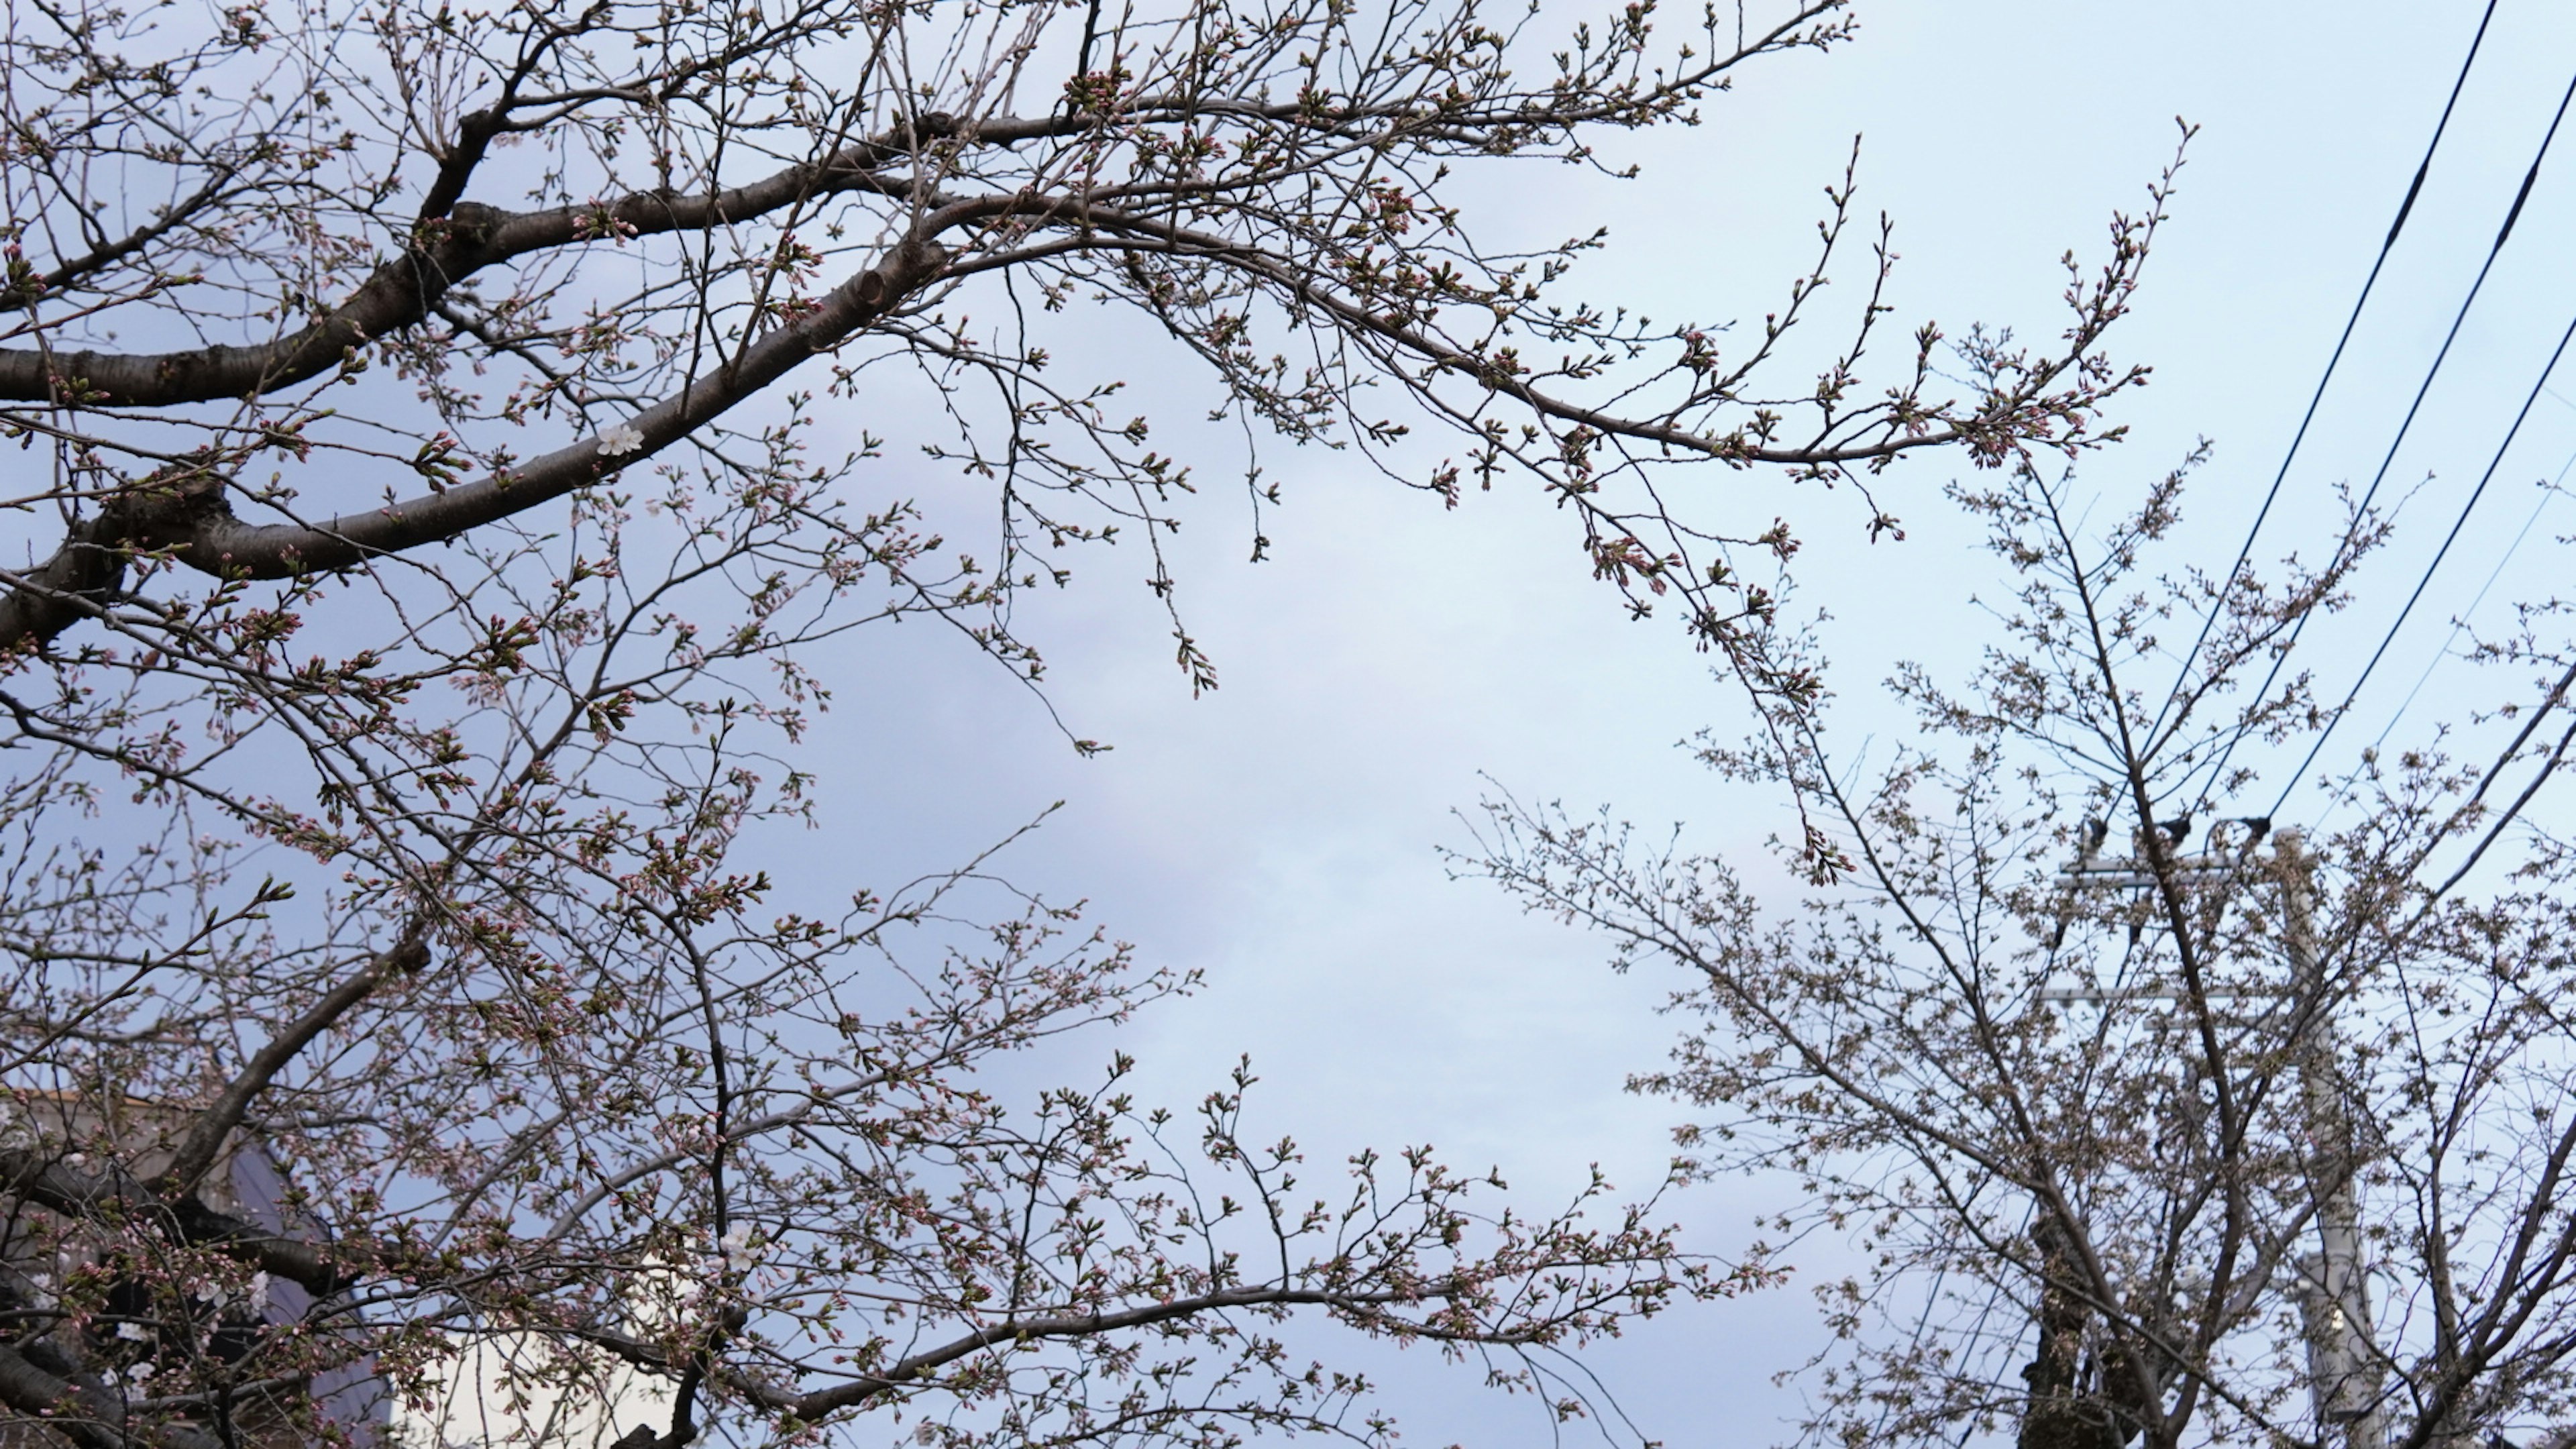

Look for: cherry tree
[0,0,2159,1444]
[1469,454,2576,1449]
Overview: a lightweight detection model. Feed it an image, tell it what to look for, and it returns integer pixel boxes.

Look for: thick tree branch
[0,1342,227,1449]
[154,923,431,1199]
[0,232,951,655]
[0,133,953,407]
[0,0,1836,414]
[0,1149,362,1295]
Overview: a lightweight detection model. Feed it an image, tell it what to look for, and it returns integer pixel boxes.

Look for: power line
[2191,60,2576,810]
[2357,455,2569,763]
[2319,402,2576,828]
[2145,0,2502,749]
[2267,303,2576,819]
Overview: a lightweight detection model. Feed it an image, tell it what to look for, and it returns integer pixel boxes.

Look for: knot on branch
[405,201,504,293]
[2,464,243,647]
[1,467,244,656]
[852,237,950,313]
[442,201,504,248]
[93,464,236,556]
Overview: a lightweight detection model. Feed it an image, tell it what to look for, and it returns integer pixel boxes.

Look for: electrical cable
[2267,303,2576,819]
[2189,60,2576,811]
[2316,418,2576,830]
[2145,0,2502,749]
[2359,453,2569,761]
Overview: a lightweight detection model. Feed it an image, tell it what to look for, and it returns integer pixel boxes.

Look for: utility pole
[2277,829,2387,1449]
[2038,823,2388,1448]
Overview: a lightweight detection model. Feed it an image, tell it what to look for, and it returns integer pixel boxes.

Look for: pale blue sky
[785,4,2576,1442]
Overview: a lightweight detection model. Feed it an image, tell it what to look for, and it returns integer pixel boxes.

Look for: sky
[776,3,2576,1443]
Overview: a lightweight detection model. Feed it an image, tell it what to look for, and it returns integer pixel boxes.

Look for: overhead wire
[2318,402,2576,831]
[2143,0,2502,750]
[2357,454,2569,763]
[2187,58,2576,812]
[2267,303,2576,820]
